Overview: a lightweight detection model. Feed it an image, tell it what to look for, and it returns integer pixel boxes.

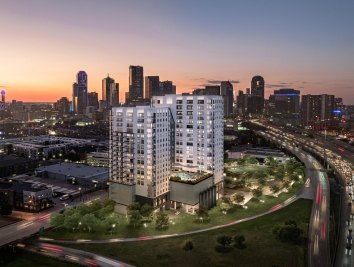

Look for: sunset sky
[1,0,354,104]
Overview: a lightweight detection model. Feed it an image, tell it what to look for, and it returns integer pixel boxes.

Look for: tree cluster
[127,202,154,229]
[215,234,246,253]
[273,220,304,245]
[195,206,210,223]
[50,200,119,233]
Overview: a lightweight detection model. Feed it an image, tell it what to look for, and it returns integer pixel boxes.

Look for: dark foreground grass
[68,198,312,267]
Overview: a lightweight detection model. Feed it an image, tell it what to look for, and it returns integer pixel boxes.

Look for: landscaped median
[65,199,312,267]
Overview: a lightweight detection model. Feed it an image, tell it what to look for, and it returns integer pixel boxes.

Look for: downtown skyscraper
[220,81,234,116]
[72,71,88,114]
[301,94,335,129]
[145,76,160,100]
[102,75,119,107]
[127,65,144,102]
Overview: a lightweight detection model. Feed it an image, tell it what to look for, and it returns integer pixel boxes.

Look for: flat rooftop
[36,163,108,179]
[170,170,212,184]
[0,155,34,167]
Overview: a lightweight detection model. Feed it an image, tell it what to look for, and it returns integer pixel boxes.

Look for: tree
[64,213,81,232]
[182,240,194,251]
[234,234,246,249]
[258,176,267,186]
[270,184,280,194]
[294,167,305,180]
[103,213,120,232]
[155,212,169,230]
[252,188,263,199]
[0,203,12,216]
[273,221,304,244]
[140,204,153,218]
[233,179,246,188]
[285,159,298,173]
[89,201,103,213]
[289,173,300,182]
[236,158,246,166]
[220,202,232,213]
[81,213,102,233]
[252,170,265,180]
[274,172,284,181]
[215,235,233,253]
[97,205,114,220]
[75,203,90,216]
[127,202,141,212]
[50,213,65,228]
[234,193,245,204]
[245,156,258,165]
[265,156,278,167]
[196,206,209,223]
[128,210,142,229]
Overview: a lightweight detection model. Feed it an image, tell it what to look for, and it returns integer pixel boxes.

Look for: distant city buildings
[192,82,234,116]
[109,94,224,214]
[301,94,335,129]
[159,80,176,95]
[237,76,265,116]
[127,65,144,102]
[269,88,300,125]
[87,92,99,111]
[0,90,5,111]
[237,89,264,115]
[145,76,160,100]
[86,151,109,167]
[251,75,265,98]
[102,75,119,107]
[72,71,88,114]
[0,136,93,160]
[54,97,71,116]
[220,81,234,116]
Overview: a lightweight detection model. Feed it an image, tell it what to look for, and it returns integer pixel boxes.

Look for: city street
[0,190,107,247]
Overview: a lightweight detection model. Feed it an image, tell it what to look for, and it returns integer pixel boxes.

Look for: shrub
[215,235,233,253]
[182,240,194,251]
[155,212,169,230]
[234,234,246,249]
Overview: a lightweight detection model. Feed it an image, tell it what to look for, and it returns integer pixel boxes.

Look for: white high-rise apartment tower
[109,106,173,213]
[109,94,223,214]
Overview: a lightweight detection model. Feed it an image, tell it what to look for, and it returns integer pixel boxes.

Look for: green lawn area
[68,198,312,267]
[43,181,304,240]
[4,252,79,267]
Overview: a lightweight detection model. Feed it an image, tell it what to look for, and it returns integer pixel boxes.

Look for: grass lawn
[68,198,312,267]
[43,182,304,240]
[4,252,79,267]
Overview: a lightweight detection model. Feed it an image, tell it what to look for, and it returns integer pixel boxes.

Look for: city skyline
[1,0,354,104]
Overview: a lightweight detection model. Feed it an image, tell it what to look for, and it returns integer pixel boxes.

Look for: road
[260,131,331,267]
[254,121,354,267]
[18,241,134,267]
[0,190,108,247]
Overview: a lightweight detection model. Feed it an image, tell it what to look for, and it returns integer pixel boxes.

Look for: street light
[111,224,116,235]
